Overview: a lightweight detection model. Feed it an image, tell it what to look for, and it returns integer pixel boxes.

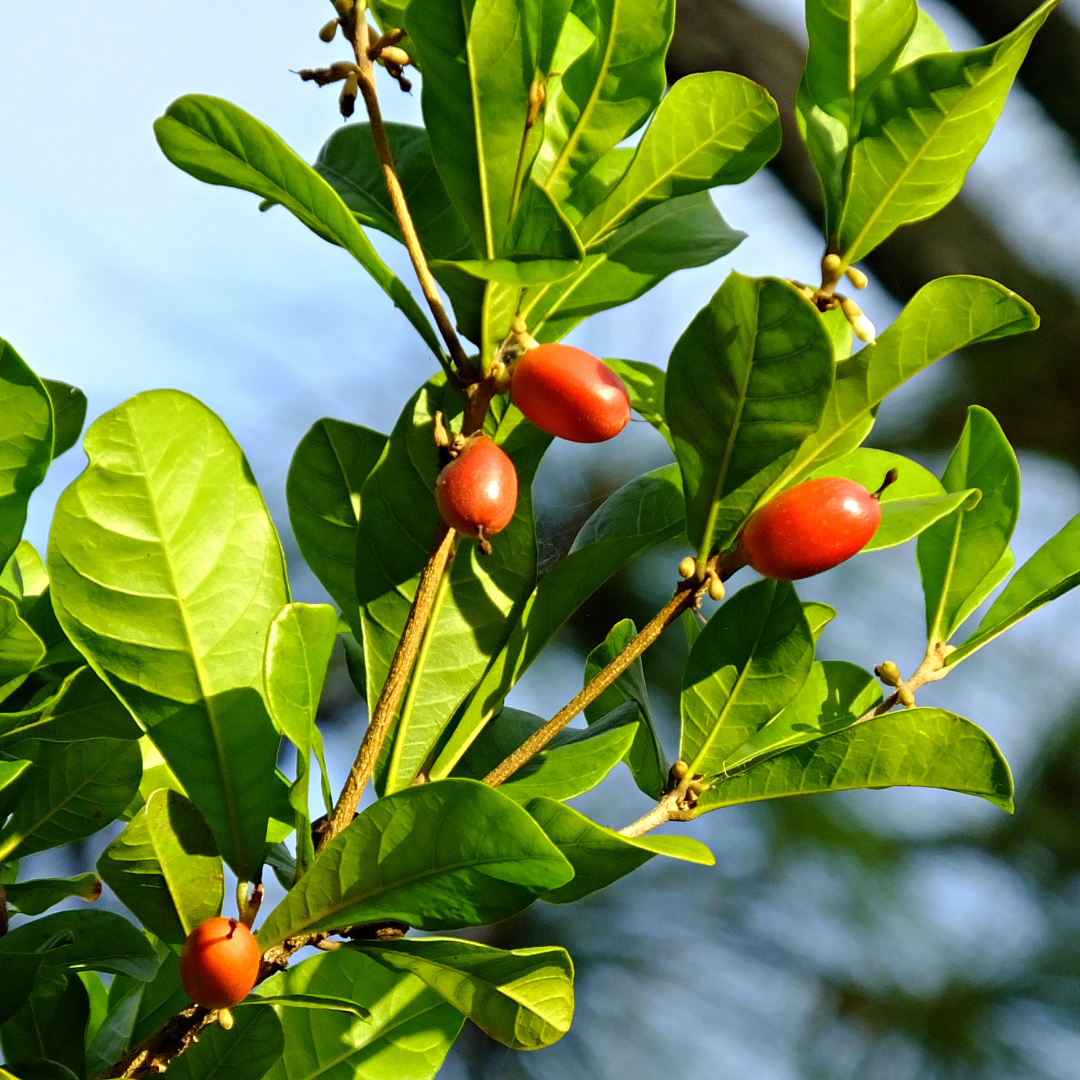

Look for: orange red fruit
[179,917,261,1009]
[435,436,518,539]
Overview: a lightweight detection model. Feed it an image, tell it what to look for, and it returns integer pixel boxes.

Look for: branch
[321,521,456,849]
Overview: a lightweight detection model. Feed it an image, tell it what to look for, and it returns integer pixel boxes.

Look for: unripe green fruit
[737,477,881,580]
[179,917,261,1009]
[435,436,518,538]
[510,344,630,443]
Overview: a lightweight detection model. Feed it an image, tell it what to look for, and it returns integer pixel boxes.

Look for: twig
[347,18,475,381]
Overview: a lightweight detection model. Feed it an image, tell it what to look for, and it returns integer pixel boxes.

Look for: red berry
[737,477,882,580]
[510,344,630,443]
[179,917,261,1009]
[435,436,518,539]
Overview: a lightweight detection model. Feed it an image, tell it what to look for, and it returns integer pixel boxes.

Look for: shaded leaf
[4,873,101,917]
[162,999,283,1080]
[41,381,87,462]
[0,973,88,1079]
[241,993,370,1020]
[0,597,44,702]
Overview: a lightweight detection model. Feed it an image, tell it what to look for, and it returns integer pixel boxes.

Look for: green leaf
[3,873,101,917]
[807,446,980,551]
[950,512,1080,666]
[355,936,573,1050]
[896,8,952,66]
[41,381,87,462]
[0,667,141,747]
[680,580,814,776]
[918,406,1020,644]
[0,910,158,1026]
[504,178,585,267]
[720,660,881,773]
[836,0,1058,264]
[802,601,836,642]
[581,72,780,245]
[667,274,834,559]
[0,540,48,611]
[698,707,1014,813]
[527,797,713,904]
[535,0,675,207]
[772,276,1038,495]
[314,123,478,261]
[154,96,445,365]
[240,993,370,1020]
[48,389,288,880]
[524,192,745,343]
[286,420,387,630]
[257,950,463,1080]
[97,789,222,946]
[1,972,88,1079]
[79,970,109,1050]
[0,596,45,702]
[429,463,684,779]
[256,779,572,948]
[406,0,534,258]
[0,757,30,793]
[604,358,671,450]
[0,340,53,572]
[584,619,669,798]
[797,0,918,234]
[453,702,640,802]
[0,1063,80,1080]
[357,380,549,793]
[264,602,337,879]
[0,737,142,862]
[162,999,283,1080]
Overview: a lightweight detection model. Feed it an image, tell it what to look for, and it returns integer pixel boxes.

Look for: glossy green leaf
[0,972,88,1078]
[581,72,780,245]
[895,8,951,66]
[680,579,814,776]
[257,950,463,1080]
[79,969,109,1050]
[48,389,288,880]
[3,873,101,916]
[584,619,668,798]
[314,123,478,261]
[162,999,283,1080]
[797,0,918,233]
[0,340,53,572]
[0,596,44,701]
[0,757,30,793]
[356,936,573,1050]
[720,660,881,774]
[918,407,1019,644]
[698,707,1014,813]
[286,420,387,631]
[504,178,585,266]
[0,910,157,1026]
[240,994,370,1020]
[454,702,640,803]
[803,602,836,642]
[807,446,980,551]
[357,380,549,793]
[772,276,1038,496]
[0,667,141,747]
[97,788,222,946]
[264,602,337,879]
[667,273,834,559]
[0,1063,79,1080]
[951,512,1080,666]
[604,358,671,449]
[527,797,714,904]
[41,381,86,462]
[257,780,572,948]
[430,463,684,779]
[0,540,48,610]
[154,96,445,364]
[525,192,745,343]
[0,737,141,862]
[534,0,674,207]
[837,0,1058,264]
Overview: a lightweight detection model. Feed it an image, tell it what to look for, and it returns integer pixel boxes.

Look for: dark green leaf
[918,406,1019,644]
[356,936,573,1050]
[162,999,283,1080]
[48,389,287,880]
[527,797,714,904]
[667,274,834,558]
[698,707,1014,813]
[4,873,101,917]
[154,96,445,364]
[1,973,88,1079]
[97,789,222,946]
[286,419,387,630]
[41,381,87,462]
[0,1062,80,1080]
[256,780,572,947]
[680,580,814,776]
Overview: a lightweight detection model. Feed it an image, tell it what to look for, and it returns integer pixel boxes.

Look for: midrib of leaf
[840,44,1014,263]
[465,0,497,259]
[542,0,621,201]
[686,638,762,777]
[695,289,760,561]
[927,512,965,645]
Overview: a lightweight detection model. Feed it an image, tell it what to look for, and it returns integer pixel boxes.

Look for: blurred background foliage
[5,0,1080,1076]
